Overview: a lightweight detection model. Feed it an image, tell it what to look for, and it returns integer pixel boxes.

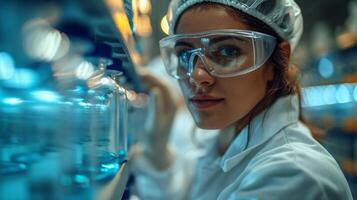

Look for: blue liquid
[118,149,127,163]
[11,152,43,164]
[0,161,27,175]
[62,151,124,187]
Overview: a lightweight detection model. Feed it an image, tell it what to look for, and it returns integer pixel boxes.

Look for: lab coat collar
[220,95,300,172]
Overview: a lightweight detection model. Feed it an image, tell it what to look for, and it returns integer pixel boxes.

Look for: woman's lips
[189,96,224,110]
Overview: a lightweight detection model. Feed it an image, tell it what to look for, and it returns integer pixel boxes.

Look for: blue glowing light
[336,85,352,104]
[318,58,334,79]
[88,89,96,95]
[303,86,325,107]
[2,98,23,105]
[58,101,74,106]
[3,68,39,88]
[72,86,84,93]
[354,86,357,102]
[303,83,357,107]
[101,163,119,171]
[73,175,90,185]
[32,90,60,102]
[78,102,90,107]
[322,85,337,105]
[0,52,16,80]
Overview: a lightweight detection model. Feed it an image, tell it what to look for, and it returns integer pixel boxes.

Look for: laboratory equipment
[0,0,146,199]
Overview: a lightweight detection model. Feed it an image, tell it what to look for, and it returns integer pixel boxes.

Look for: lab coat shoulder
[228,122,353,200]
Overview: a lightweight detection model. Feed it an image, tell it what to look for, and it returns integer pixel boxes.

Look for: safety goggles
[159,29,277,79]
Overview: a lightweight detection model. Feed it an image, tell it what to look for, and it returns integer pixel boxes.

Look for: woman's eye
[216,46,241,57]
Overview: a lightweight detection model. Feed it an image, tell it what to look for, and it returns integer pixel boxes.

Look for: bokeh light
[161,15,169,35]
[31,90,61,102]
[23,18,70,61]
[353,86,357,102]
[0,52,16,80]
[2,97,23,105]
[138,0,151,14]
[318,57,334,79]
[303,83,357,107]
[336,85,352,104]
[322,85,337,105]
[3,68,39,89]
[75,60,95,80]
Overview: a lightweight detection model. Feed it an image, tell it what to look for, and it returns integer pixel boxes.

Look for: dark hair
[178,3,323,151]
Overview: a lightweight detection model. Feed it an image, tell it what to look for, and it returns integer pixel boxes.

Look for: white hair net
[167,0,303,51]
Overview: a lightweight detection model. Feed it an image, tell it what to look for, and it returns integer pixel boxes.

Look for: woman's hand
[136,67,177,170]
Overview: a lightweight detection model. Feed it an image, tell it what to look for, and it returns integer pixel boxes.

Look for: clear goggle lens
[159,29,277,79]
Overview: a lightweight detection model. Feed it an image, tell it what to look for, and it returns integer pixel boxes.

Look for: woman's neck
[217,116,250,155]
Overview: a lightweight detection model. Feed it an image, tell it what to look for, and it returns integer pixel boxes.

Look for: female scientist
[132,0,353,199]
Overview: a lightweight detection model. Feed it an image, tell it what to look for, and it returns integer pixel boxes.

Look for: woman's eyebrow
[174,36,246,48]
[209,36,246,45]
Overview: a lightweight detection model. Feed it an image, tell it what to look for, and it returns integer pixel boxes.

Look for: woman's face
[175,5,274,129]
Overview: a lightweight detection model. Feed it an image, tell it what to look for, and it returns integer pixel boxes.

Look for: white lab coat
[132,95,353,200]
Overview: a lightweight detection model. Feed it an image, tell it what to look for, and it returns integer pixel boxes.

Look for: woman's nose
[189,55,215,87]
